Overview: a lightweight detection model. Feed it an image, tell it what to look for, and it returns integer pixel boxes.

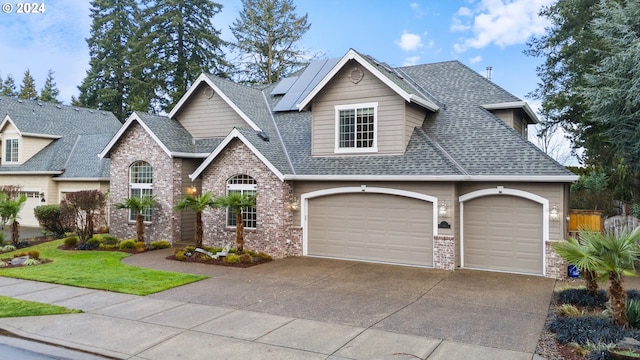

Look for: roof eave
[481,101,539,124]
[52,177,110,182]
[99,112,174,159]
[283,174,578,182]
[171,152,210,158]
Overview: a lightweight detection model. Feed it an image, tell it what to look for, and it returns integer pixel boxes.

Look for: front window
[4,138,18,163]
[335,102,377,153]
[226,174,257,229]
[129,161,152,222]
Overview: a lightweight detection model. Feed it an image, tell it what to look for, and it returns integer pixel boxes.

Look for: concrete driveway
[125,252,555,353]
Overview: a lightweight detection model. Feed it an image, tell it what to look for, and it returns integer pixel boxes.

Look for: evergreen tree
[70,95,81,107]
[1,75,17,96]
[18,69,38,100]
[138,0,229,111]
[39,69,61,104]
[230,0,314,84]
[78,0,142,121]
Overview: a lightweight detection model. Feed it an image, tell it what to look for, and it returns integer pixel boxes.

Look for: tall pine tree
[1,75,17,96]
[18,69,38,100]
[39,69,61,104]
[138,0,229,111]
[78,0,141,121]
[230,0,315,84]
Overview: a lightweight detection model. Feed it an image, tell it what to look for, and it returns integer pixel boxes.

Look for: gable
[173,82,247,138]
[311,59,408,156]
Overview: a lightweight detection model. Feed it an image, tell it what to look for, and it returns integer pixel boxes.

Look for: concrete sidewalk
[0,254,553,359]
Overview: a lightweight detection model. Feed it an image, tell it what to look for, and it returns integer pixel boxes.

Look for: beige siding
[311,60,407,156]
[0,175,54,227]
[405,103,426,147]
[174,83,247,138]
[22,136,53,164]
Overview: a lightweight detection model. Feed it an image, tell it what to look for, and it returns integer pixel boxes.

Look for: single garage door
[308,192,433,266]
[463,195,543,275]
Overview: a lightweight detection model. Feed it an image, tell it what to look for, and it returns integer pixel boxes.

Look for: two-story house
[100,49,578,278]
[0,96,121,227]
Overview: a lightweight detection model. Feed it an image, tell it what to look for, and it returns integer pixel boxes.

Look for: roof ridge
[261,90,295,175]
[415,128,469,175]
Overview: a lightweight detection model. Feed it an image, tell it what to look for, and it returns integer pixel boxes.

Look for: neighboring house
[100,49,578,278]
[0,96,121,227]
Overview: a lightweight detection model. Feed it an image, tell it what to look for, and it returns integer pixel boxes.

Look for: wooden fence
[568,210,604,237]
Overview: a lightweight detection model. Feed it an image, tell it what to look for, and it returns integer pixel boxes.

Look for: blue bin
[568,264,580,278]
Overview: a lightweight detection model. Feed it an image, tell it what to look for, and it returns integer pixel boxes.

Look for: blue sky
[0,0,554,104]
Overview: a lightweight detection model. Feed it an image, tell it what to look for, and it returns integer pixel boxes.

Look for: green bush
[185,246,196,252]
[256,252,273,261]
[174,250,186,261]
[119,239,137,250]
[99,243,120,251]
[63,236,79,248]
[33,204,71,238]
[224,254,239,264]
[86,237,101,247]
[88,234,119,245]
[627,300,640,328]
[150,240,171,249]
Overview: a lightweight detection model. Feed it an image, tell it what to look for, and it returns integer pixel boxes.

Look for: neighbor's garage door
[308,193,433,266]
[463,195,543,275]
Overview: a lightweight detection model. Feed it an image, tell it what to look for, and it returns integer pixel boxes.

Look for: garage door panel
[464,195,543,275]
[308,193,432,266]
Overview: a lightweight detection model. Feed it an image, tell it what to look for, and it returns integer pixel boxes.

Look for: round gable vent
[348,67,364,84]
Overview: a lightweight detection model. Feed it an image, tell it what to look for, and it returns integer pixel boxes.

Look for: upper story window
[129,160,153,222]
[226,174,257,229]
[4,138,19,163]
[335,102,378,153]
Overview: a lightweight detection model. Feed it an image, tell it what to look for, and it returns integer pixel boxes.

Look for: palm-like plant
[589,227,640,327]
[114,195,157,243]
[174,191,215,248]
[0,194,27,245]
[213,192,257,254]
[552,235,600,294]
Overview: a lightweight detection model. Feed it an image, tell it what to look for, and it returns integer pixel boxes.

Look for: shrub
[63,236,79,248]
[77,241,99,250]
[256,252,273,261]
[238,253,253,264]
[174,250,186,261]
[185,246,196,253]
[150,240,171,249]
[1,245,15,252]
[119,239,137,250]
[0,261,6,268]
[87,237,101,247]
[224,254,239,264]
[556,304,583,317]
[627,300,640,328]
[627,290,640,302]
[135,241,145,252]
[556,288,608,308]
[548,316,634,346]
[22,258,39,266]
[27,250,40,260]
[89,234,119,245]
[33,204,71,238]
[15,241,31,249]
[99,243,119,251]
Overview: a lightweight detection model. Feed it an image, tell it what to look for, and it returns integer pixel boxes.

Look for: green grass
[0,296,82,317]
[0,240,207,295]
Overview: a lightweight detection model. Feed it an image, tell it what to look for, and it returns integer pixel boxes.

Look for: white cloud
[410,2,420,10]
[396,32,423,52]
[451,0,555,53]
[403,56,421,66]
[469,56,483,64]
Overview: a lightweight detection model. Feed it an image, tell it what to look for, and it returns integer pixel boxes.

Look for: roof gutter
[282,174,579,182]
[52,177,110,182]
[481,101,539,124]
[0,171,63,175]
[170,152,210,158]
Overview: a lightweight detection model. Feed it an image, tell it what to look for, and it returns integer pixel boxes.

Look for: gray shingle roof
[135,112,195,154]
[0,96,121,178]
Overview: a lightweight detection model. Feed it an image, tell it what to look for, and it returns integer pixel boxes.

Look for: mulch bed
[0,258,53,269]
[165,254,270,268]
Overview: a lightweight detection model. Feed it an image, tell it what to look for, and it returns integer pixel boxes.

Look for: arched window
[129,161,152,222]
[226,174,257,228]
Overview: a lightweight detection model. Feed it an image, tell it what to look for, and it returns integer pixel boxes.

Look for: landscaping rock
[9,256,29,265]
[617,337,640,351]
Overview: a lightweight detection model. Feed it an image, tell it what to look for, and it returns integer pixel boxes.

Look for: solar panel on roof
[270,77,298,95]
[273,57,340,112]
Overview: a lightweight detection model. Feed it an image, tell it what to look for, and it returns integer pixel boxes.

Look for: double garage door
[307,193,433,267]
[463,195,543,275]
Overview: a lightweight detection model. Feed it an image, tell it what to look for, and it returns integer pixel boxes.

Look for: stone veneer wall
[108,123,182,243]
[433,235,455,270]
[200,139,298,258]
[545,240,567,279]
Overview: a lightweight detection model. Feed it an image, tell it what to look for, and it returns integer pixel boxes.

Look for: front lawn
[0,296,81,317]
[0,240,207,295]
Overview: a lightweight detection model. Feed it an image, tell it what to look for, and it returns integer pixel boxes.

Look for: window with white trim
[129,161,152,222]
[226,174,257,229]
[335,102,378,153]
[4,138,19,163]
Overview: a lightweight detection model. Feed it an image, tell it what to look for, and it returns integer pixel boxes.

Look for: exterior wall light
[550,204,560,222]
[187,186,197,195]
[289,199,300,212]
[439,203,447,218]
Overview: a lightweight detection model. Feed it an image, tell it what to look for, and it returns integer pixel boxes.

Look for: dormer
[481,101,538,138]
[0,115,58,166]
[291,50,439,157]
